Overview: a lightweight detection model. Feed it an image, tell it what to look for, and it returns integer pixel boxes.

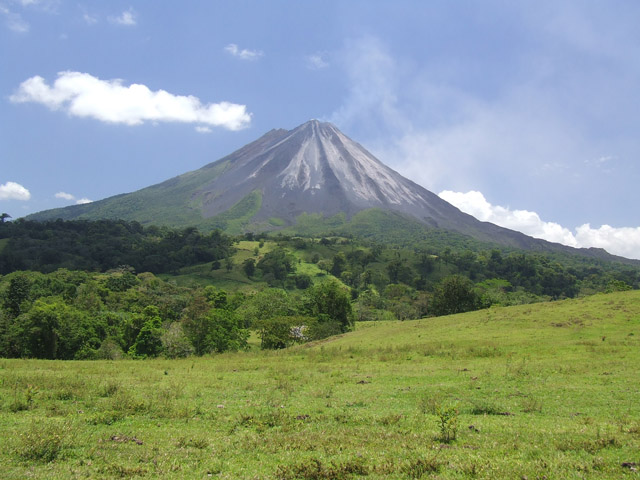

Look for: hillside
[2,291,639,478]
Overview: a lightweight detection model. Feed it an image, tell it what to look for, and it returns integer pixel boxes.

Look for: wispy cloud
[11,71,252,131]
[330,36,412,139]
[109,7,136,26]
[82,12,97,25]
[224,43,263,61]
[305,53,329,70]
[0,181,31,201]
[440,190,640,260]
[330,25,638,230]
[0,5,29,32]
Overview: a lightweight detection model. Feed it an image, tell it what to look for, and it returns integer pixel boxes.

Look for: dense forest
[0,219,638,360]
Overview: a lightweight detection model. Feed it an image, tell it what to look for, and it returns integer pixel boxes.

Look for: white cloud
[574,225,640,260]
[305,53,329,70]
[55,191,75,200]
[439,190,640,260]
[55,191,92,204]
[109,8,136,26]
[1,5,29,32]
[224,43,263,61]
[11,71,252,131]
[330,36,412,141]
[82,12,97,25]
[0,181,31,200]
[329,31,637,232]
[195,126,212,134]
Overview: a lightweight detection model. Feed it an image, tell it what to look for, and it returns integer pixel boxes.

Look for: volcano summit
[195,119,470,229]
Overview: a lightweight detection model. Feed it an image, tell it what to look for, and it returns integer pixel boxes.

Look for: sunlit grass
[1,291,639,478]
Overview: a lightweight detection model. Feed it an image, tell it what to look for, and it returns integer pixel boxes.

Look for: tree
[181,293,215,355]
[331,252,347,277]
[200,309,248,353]
[181,294,247,355]
[294,273,312,289]
[0,213,11,223]
[255,315,312,349]
[161,322,194,358]
[305,280,353,333]
[431,275,480,316]
[242,258,256,278]
[236,288,298,328]
[3,273,31,318]
[129,306,164,357]
[14,298,62,359]
[257,248,296,281]
[10,297,100,359]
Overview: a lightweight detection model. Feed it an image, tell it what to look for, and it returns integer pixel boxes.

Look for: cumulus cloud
[574,225,640,260]
[439,190,640,260]
[55,191,75,200]
[109,8,136,26]
[55,191,92,204]
[439,190,577,246]
[0,181,31,201]
[10,71,252,131]
[224,43,263,61]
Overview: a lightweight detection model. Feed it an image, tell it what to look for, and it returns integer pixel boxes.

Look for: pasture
[1,291,639,479]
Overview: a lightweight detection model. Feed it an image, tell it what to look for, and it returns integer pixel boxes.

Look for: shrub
[161,322,194,358]
[436,403,459,443]
[13,420,74,463]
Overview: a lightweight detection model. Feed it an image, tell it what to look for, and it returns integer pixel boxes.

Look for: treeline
[1,220,639,360]
[269,235,638,317]
[0,268,353,360]
[0,219,233,274]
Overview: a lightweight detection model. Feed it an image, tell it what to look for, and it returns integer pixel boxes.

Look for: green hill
[2,291,639,478]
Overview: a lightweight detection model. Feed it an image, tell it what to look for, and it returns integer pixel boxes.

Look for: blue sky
[2,1,640,258]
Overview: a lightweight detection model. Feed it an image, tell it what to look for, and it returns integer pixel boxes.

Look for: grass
[1,291,639,478]
[163,238,332,290]
[209,191,263,235]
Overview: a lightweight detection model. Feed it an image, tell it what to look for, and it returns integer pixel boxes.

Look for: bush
[255,316,311,349]
[431,275,480,316]
[435,403,459,443]
[294,273,312,289]
[161,323,194,358]
[305,280,354,332]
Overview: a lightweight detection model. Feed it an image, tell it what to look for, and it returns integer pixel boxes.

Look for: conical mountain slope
[197,119,466,228]
[25,120,617,257]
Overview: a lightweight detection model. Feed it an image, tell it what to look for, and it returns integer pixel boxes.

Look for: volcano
[196,119,474,229]
[25,120,620,257]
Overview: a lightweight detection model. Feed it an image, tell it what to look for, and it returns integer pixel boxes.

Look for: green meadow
[2,291,639,479]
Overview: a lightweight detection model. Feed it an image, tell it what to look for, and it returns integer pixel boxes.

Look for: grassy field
[1,291,640,479]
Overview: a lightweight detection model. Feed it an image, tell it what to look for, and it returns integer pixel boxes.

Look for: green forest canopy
[0,218,637,359]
